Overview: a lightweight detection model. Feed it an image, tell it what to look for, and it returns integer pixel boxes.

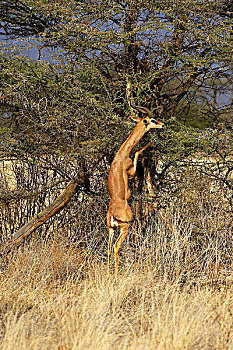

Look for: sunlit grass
[0,234,232,350]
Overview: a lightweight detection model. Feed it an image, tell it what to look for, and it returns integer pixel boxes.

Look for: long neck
[119,121,146,155]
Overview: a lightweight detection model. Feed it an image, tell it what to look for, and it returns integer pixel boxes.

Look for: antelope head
[130,106,164,131]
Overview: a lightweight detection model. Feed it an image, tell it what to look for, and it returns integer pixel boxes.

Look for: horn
[136,106,153,117]
[128,102,141,122]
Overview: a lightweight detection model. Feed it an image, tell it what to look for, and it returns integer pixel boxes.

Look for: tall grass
[0,160,232,349]
[0,203,232,349]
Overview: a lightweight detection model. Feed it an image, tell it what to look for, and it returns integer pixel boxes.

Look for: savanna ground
[0,161,233,350]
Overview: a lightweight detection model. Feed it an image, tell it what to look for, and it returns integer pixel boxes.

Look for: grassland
[1,158,233,349]
[0,201,232,350]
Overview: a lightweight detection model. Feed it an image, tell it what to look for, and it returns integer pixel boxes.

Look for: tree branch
[1,175,85,254]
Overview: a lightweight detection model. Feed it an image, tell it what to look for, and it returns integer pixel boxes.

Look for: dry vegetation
[0,239,232,350]
[0,159,233,349]
[0,212,233,349]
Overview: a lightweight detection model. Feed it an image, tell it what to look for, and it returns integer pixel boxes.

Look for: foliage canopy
[0,0,232,240]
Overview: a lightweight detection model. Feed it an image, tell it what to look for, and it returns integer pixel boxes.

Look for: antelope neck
[120,121,146,155]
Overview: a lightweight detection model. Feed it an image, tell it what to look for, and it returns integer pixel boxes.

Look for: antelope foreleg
[133,142,152,173]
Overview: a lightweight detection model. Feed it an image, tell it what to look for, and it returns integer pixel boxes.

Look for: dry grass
[0,235,232,350]
[1,162,233,349]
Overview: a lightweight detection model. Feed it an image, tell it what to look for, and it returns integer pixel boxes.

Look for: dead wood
[1,176,84,254]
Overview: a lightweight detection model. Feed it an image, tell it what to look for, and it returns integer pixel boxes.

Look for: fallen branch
[1,176,84,253]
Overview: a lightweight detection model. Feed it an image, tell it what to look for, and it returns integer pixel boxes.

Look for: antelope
[107,107,163,274]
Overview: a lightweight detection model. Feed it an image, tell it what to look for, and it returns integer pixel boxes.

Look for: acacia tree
[0,0,232,247]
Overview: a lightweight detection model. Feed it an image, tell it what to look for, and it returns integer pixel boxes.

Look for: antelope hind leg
[108,227,114,275]
[113,222,130,274]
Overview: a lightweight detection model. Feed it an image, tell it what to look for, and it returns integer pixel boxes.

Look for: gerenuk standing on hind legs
[107,107,163,275]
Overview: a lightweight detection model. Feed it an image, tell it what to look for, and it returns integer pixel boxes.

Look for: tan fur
[107,115,163,274]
